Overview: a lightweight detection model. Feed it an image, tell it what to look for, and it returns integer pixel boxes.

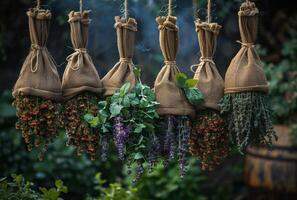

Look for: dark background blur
[0,0,296,200]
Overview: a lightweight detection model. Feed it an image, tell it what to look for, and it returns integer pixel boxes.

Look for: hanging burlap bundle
[193,19,224,110]
[224,1,268,94]
[220,1,276,150]
[62,10,103,100]
[190,19,229,170]
[154,15,194,178]
[12,8,62,158]
[13,8,62,100]
[102,16,137,97]
[154,16,195,117]
[62,10,102,160]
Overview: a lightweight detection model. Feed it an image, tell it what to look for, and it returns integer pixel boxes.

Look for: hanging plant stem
[13,93,61,160]
[190,110,229,170]
[63,92,99,160]
[158,115,191,178]
[219,92,277,151]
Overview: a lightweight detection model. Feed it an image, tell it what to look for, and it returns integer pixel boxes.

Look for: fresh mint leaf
[184,87,204,106]
[110,103,123,117]
[84,113,94,122]
[185,79,198,88]
[119,82,131,96]
[175,73,188,88]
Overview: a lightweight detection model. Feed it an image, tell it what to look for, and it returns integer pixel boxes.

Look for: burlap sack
[224,1,268,94]
[102,16,137,97]
[13,8,62,101]
[62,11,103,100]
[154,16,195,117]
[193,20,224,111]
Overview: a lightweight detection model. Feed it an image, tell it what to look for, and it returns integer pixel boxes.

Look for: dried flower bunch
[220,1,276,151]
[13,93,61,160]
[85,67,160,181]
[157,115,191,178]
[190,110,229,170]
[63,92,99,160]
[220,92,276,150]
[12,8,62,159]
[61,10,103,159]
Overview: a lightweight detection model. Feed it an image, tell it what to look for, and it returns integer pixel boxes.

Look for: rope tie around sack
[236,40,255,48]
[30,44,45,73]
[191,57,215,73]
[120,58,133,63]
[165,60,176,66]
[66,48,87,71]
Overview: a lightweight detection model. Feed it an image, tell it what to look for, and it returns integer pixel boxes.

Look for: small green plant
[175,73,204,106]
[86,173,140,200]
[85,67,160,181]
[0,174,67,200]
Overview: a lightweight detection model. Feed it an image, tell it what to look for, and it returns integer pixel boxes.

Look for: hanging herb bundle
[12,7,62,159]
[154,13,198,177]
[62,9,103,160]
[189,0,230,171]
[219,0,276,151]
[85,67,160,182]
[99,8,138,161]
[102,16,137,97]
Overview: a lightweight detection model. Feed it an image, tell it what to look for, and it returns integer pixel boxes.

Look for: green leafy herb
[175,73,204,106]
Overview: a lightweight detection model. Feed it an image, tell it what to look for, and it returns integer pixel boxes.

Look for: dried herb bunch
[13,92,61,159]
[63,92,99,160]
[219,92,277,151]
[157,115,191,178]
[85,67,160,181]
[190,110,229,170]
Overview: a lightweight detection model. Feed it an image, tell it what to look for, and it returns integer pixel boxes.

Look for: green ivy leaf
[110,103,123,117]
[184,88,204,106]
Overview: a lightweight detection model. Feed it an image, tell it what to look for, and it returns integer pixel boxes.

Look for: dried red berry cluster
[190,110,229,171]
[62,93,99,160]
[13,93,61,160]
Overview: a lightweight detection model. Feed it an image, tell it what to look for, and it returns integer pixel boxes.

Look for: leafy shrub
[0,174,67,200]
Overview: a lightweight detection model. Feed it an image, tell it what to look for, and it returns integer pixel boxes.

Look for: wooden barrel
[245,125,297,194]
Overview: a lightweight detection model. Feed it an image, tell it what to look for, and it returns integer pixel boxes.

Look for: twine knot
[237,40,255,48]
[120,58,133,63]
[66,48,87,71]
[165,60,176,65]
[30,44,46,73]
[191,57,214,73]
[31,44,45,50]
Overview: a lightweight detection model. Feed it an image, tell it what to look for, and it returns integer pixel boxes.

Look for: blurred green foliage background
[0,0,296,199]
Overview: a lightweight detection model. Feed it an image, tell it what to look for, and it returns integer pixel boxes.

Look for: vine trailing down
[85,67,160,182]
[12,7,62,160]
[219,0,276,151]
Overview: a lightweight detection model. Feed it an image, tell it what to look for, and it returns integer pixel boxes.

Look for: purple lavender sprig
[178,116,190,178]
[148,135,161,172]
[113,116,130,160]
[133,159,144,183]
